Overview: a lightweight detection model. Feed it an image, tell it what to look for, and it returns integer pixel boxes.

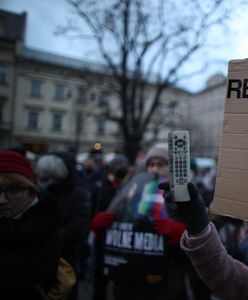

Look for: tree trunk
[123,135,142,165]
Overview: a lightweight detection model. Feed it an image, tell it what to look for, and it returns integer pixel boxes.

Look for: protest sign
[212,59,248,220]
[104,173,169,286]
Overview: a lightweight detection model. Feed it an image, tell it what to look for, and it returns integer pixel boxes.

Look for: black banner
[104,173,169,287]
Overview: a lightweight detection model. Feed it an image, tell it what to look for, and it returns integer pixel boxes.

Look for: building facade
[0,9,226,159]
[0,9,26,149]
[189,74,226,158]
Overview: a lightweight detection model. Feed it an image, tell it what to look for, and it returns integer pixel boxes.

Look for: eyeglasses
[0,186,29,201]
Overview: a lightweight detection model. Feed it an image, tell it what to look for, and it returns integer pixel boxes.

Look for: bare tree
[57,0,243,163]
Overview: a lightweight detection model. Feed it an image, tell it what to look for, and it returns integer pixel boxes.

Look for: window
[52,112,63,131]
[169,101,178,115]
[0,20,4,36]
[96,119,105,135]
[153,126,159,139]
[27,111,39,130]
[90,92,97,101]
[75,112,84,132]
[54,84,66,100]
[0,64,7,84]
[99,92,108,107]
[30,80,42,97]
[77,87,87,103]
[155,103,162,112]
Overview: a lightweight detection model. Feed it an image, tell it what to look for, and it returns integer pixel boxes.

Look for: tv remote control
[168,131,190,202]
[168,131,174,192]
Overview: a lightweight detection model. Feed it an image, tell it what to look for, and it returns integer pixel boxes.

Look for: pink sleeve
[184,224,212,248]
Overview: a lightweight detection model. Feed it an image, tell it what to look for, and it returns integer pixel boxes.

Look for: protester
[144,143,186,246]
[213,215,243,260]
[190,158,213,207]
[91,154,130,215]
[0,151,62,300]
[83,156,106,195]
[159,180,248,299]
[35,151,90,300]
[127,143,188,300]
[91,144,190,300]
[90,154,131,300]
[238,221,248,265]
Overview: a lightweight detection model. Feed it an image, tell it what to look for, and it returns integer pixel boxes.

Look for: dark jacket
[102,173,189,299]
[44,151,91,269]
[91,176,117,218]
[0,196,61,300]
[90,176,119,300]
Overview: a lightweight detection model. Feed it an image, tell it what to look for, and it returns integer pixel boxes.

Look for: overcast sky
[1,0,248,92]
[0,0,88,58]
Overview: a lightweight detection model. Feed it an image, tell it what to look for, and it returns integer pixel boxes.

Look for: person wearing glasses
[0,151,61,300]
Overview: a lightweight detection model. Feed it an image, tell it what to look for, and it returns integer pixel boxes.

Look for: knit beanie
[145,143,168,166]
[0,151,36,185]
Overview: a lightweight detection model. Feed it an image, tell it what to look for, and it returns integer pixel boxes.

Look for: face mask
[38,180,53,191]
[114,167,128,180]
[85,167,94,174]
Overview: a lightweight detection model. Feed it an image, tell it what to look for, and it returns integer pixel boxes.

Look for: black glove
[158,181,209,235]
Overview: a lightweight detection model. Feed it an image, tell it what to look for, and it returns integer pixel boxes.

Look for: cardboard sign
[211,59,248,220]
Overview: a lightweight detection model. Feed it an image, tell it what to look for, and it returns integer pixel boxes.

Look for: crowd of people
[1,144,248,300]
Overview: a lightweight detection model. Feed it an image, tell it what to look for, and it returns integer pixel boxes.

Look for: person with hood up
[35,151,91,300]
[0,151,61,300]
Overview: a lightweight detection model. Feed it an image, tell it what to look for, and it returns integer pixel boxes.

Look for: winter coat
[0,196,61,300]
[181,222,248,300]
[44,151,91,270]
[91,177,118,217]
[90,176,122,300]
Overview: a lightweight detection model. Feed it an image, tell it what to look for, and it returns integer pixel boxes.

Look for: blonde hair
[0,173,38,191]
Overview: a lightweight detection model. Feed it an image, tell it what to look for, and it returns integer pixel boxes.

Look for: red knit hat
[0,151,35,184]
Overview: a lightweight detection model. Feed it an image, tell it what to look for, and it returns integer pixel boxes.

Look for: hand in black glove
[158,181,209,236]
